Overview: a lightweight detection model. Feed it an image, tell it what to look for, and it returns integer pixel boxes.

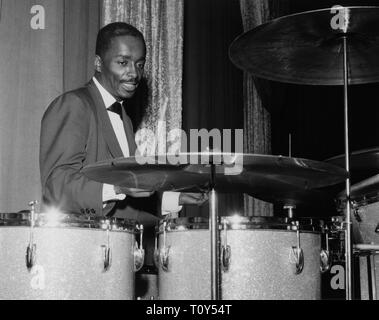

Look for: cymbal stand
[209,161,220,300]
[284,204,296,219]
[342,35,353,300]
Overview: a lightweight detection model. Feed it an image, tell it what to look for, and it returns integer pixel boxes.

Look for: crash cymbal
[229,6,379,85]
[83,152,347,206]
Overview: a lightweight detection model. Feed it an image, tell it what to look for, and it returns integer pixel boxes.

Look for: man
[40,22,206,226]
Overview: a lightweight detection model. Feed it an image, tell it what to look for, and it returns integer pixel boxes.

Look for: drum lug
[291,246,304,275]
[26,244,36,270]
[159,246,170,272]
[353,207,362,223]
[26,200,38,271]
[102,219,112,272]
[134,224,145,272]
[153,233,160,269]
[320,249,331,273]
[158,221,170,272]
[103,246,112,271]
[320,230,331,273]
[153,233,162,270]
[290,222,304,275]
[221,245,231,272]
[221,219,231,272]
[134,246,145,272]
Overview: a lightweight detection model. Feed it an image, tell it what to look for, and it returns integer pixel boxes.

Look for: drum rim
[352,192,379,208]
[337,191,379,209]
[157,215,326,233]
[0,212,141,232]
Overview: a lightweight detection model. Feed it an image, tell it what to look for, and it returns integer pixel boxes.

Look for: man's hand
[179,192,209,206]
[115,186,155,198]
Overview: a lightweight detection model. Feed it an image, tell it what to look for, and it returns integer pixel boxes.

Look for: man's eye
[118,61,127,66]
[137,63,145,69]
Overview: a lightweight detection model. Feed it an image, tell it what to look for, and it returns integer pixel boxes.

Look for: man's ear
[94,55,102,73]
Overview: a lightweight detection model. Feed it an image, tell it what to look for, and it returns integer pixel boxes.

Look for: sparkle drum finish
[156,216,323,300]
[0,212,142,300]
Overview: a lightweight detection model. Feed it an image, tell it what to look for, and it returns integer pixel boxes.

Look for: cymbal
[326,147,379,172]
[229,6,379,85]
[83,153,347,206]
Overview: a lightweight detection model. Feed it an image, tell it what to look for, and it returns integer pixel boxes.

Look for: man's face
[96,35,146,100]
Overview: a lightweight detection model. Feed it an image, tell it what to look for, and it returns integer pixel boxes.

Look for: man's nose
[126,63,138,78]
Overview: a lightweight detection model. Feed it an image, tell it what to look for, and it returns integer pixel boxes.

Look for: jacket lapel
[86,80,124,158]
[121,105,137,156]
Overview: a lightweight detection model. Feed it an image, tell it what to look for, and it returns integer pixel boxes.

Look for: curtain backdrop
[181,0,244,218]
[239,0,289,216]
[0,0,99,212]
[102,0,184,156]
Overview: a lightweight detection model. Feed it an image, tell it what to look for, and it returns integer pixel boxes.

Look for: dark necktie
[107,101,123,120]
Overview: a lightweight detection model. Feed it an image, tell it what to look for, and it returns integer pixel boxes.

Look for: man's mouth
[121,82,138,91]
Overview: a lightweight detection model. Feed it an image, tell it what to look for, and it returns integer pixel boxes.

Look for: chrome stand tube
[209,163,220,300]
[343,35,353,300]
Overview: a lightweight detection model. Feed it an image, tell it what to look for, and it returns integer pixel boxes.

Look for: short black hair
[96,22,146,58]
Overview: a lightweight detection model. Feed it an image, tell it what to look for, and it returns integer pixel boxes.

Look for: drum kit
[83,152,347,300]
[1,6,379,300]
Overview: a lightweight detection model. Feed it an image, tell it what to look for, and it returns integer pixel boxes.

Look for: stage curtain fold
[181,0,245,218]
[101,0,184,155]
[239,0,288,217]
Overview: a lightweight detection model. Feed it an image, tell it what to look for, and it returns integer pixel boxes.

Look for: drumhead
[0,212,140,233]
[157,216,324,233]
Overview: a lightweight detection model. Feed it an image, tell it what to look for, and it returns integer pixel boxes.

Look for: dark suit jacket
[40,79,160,226]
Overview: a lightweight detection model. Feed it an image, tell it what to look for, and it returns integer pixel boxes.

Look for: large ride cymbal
[83,153,347,206]
[229,6,379,85]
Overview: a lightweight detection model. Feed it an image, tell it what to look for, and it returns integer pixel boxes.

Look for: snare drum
[155,216,323,300]
[338,191,379,300]
[337,175,379,245]
[0,212,144,300]
[350,195,379,245]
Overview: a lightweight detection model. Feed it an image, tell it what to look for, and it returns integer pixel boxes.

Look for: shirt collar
[92,76,120,109]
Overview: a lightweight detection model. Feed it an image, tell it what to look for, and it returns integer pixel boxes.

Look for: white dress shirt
[93,77,181,214]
